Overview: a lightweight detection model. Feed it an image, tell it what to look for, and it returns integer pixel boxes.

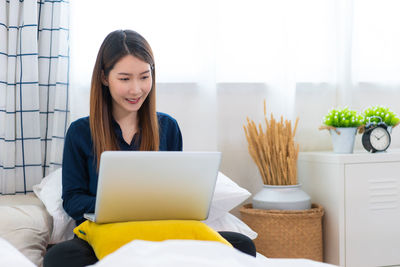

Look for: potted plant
[243,100,310,210]
[361,105,400,134]
[319,107,364,153]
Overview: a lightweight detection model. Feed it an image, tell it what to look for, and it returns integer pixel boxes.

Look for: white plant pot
[329,127,357,154]
[252,184,311,210]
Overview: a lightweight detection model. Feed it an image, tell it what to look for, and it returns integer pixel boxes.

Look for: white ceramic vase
[252,184,311,210]
[329,127,357,154]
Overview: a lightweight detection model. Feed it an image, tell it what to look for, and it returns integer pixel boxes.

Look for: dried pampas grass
[244,100,299,185]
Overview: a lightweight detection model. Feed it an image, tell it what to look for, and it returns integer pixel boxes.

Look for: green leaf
[362,105,400,126]
[323,107,362,127]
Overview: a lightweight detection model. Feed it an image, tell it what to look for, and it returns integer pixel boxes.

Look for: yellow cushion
[74,220,232,260]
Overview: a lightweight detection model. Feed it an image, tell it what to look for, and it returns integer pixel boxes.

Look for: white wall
[70,82,400,215]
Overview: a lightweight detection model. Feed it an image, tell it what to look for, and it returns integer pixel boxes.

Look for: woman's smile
[126,97,140,104]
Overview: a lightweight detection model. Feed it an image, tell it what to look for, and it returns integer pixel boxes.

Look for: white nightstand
[298,150,400,267]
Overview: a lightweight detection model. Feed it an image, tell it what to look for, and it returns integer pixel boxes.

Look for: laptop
[84,151,221,224]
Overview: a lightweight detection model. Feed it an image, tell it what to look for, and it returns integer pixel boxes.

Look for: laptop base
[83,213,95,222]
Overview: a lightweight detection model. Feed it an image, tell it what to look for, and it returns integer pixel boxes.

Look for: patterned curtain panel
[0,0,70,194]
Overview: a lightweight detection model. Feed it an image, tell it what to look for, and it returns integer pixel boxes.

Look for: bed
[0,237,336,267]
[0,170,337,267]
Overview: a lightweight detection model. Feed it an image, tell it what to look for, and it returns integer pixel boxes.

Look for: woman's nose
[128,79,140,94]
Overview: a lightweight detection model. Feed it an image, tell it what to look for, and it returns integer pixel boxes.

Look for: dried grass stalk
[244,100,299,185]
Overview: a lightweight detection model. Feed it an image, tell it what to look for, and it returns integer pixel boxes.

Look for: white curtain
[0,0,70,194]
[69,0,400,194]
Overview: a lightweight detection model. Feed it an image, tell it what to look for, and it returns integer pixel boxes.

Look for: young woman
[43,30,255,267]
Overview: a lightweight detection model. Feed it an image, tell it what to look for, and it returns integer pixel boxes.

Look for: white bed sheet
[0,238,36,267]
[90,240,338,267]
[0,237,337,267]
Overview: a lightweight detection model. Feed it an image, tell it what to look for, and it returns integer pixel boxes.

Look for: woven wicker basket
[240,203,324,261]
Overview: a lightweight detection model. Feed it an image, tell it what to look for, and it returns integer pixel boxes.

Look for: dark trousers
[44,231,256,267]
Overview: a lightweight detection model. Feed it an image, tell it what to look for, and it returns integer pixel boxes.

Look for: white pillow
[33,169,251,243]
[210,172,251,217]
[203,213,258,240]
[33,168,75,244]
[0,194,52,267]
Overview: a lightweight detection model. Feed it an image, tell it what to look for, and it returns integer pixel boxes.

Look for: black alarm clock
[362,116,391,153]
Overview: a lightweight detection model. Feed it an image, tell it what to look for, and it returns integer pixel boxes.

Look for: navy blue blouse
[61,112,183,224]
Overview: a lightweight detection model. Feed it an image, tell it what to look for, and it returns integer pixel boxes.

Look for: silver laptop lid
[94,151,221,224]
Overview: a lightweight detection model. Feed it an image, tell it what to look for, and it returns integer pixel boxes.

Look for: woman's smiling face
[103,54,152,118]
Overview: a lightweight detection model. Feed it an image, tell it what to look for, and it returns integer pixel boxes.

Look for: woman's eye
[141,76,149,80]
[119,78,129,81]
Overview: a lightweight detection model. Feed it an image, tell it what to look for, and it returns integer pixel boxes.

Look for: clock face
[369,127,390,151]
